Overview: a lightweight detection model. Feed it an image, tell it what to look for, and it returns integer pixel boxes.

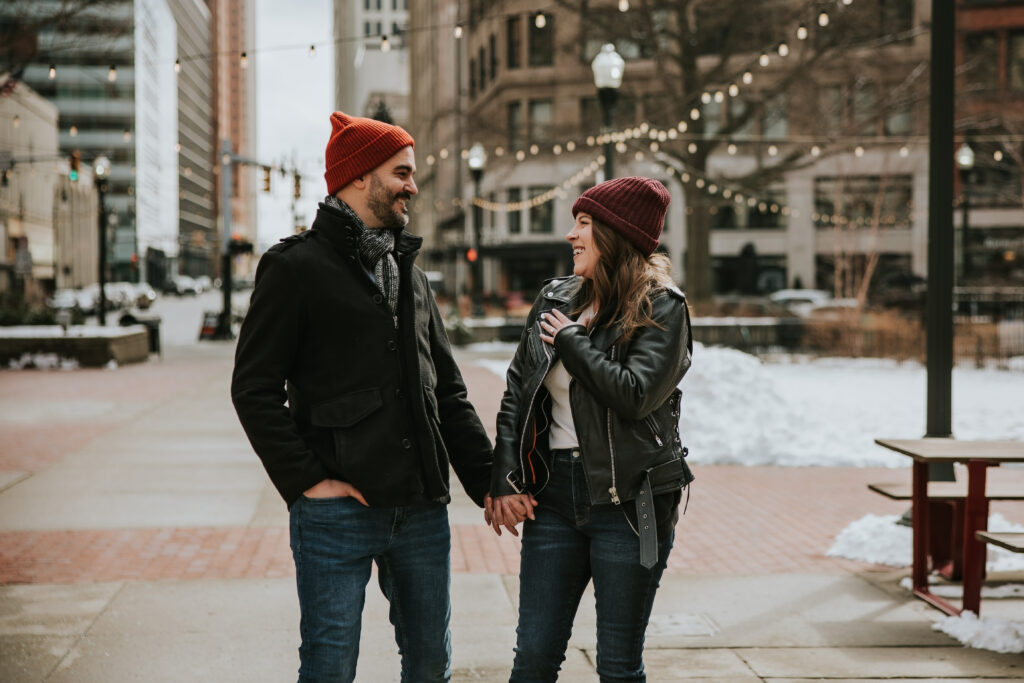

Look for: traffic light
[261,166,271,193]
[229,233,254,255]
[69,150,81,182]
[293,173,301,199]
[465,247,478,263]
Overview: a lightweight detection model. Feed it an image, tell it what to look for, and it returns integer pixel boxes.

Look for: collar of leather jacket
[541,276,624,352]
[311,201,423,261]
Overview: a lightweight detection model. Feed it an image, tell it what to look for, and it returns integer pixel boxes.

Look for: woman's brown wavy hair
[572,220,676,344]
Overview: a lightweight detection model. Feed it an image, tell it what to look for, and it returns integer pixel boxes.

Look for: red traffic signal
[465,248,478,263]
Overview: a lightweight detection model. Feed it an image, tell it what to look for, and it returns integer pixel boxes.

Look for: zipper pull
[654,434,663,447]
[609,487,621,505]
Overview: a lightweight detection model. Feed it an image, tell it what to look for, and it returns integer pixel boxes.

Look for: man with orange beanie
[232,112,494,682]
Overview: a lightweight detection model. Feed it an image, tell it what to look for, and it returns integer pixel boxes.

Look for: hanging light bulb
[174,58,181,73]
[13,114,20,128]
[240,52,248,68]
[810,145,821,157]
[797,24,808,40]
[728,143,737,155]
[759,51,770,67]
[123,129,132,142]
[899,146,909,158]
[701,91,711,104]
[728,83,739,97]
[994,149,1004,161]
[714,90,724,103]
[855,145,864,157]
[70,125,78,137]
[768,145,778,156]
[818,11,829,27]
[49,64,56,79]
[777,42,789,57]
[688,143,698,154]
[742,71,753,84]
[690,108,700,120]
[381,35,391,52]
[309,44,317,57]
[618,0,629,11]
[454,24,463,39]
[534,12,546,29]
[108,65,117,82]
[842,0,853,5]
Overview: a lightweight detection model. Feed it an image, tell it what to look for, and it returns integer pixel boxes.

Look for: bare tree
[552,0,927,301]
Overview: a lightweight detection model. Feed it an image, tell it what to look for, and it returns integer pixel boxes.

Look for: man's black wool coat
[231,202,493,509]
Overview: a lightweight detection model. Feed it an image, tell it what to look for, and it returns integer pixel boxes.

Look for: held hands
[484,493,538,536]
[303,478,369,506]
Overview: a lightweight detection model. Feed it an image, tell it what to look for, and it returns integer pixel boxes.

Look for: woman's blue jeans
[289,496,452,683]
[511,450,673,683]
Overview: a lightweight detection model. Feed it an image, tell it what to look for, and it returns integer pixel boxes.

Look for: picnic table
[874,438,1024,616]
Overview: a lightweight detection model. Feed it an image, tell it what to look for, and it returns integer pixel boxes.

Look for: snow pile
[828,513,1024,571]
[474,342,1024,468]
[932,611,1024,654]
[6,353,79,370]
[826,514,910,566]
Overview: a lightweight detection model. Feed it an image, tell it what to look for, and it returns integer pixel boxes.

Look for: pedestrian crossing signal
[69,151,81,182]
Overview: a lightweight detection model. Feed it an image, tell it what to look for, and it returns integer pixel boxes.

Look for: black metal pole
[961,179,969,284]
[598,87,618,181]
[96,178,108,326]
[925,0,955,479]
[471,168,484,317]
[215,139,235,339]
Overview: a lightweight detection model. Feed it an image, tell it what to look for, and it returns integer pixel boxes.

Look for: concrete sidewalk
[1,340,1022,681]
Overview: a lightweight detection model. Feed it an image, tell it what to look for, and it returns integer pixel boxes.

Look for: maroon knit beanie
[571,177,670,257]
[324,111,415,195]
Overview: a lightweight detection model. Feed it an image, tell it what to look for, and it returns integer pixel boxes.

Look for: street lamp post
[955,142,975,288]
[467,142,487,317]
[93,155,111,326]
[591,44,624,182]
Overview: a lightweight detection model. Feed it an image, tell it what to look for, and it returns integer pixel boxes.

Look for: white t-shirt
[543,359,579,449]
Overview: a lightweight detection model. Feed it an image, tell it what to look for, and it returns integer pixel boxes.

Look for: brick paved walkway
[4,346,1022,586]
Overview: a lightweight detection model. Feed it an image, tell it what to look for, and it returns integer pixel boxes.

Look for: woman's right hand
[484,493,538,536]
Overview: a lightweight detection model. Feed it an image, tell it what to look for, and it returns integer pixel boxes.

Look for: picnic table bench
[975,531,1024,554]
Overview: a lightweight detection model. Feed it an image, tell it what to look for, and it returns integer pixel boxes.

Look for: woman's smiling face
[567,212,601,279]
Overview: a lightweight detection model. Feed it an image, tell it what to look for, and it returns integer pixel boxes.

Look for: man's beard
[367,173,411,230]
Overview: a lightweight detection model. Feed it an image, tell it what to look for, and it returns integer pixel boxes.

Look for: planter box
[0,326,151,367]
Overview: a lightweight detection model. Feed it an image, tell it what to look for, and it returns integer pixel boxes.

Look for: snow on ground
[474,342,1024,468]
[933,611,1024,654]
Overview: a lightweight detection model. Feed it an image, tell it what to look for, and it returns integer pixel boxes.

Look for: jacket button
[386,340,397,351]
[373,294,383,304]
[401,438,412,449]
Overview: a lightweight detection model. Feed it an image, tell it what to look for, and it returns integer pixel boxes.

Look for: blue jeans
[511,450,673,683]
[289,496,452,683]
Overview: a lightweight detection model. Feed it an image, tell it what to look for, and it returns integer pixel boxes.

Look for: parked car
[194,275,213,293]
[768,289,833,317]
[168,275,201,296]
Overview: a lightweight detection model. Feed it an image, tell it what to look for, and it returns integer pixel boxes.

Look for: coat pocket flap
[646,457,693,492]
[310,389,383,428]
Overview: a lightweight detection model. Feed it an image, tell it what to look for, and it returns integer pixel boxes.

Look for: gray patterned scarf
[325,195,399,323]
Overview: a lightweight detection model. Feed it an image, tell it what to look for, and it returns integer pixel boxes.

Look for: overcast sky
[255,0,333,249]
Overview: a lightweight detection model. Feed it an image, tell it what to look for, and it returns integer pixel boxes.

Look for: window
[508,187,522,234]
[528,99,554,144]
[364,0,371,8]
[469,57,477,97]
[1010,31,1024,92]
[508,101,523,150]
[852,85,876,135]
[884,106,912,137]
[478,47,487,90]
[528,186,554,233]
[762,94,787,139]
[364,21,372,37]
[490,33,498,80]
[529,13,554,66]
[821,86,843,133]
[880,0,913,35]
[814,175,914,229]
[506,16,521,69]
[964,32,999,92]
[702,101,723,138]
[728,98,754,139]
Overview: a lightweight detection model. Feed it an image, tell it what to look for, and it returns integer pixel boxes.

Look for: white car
[768,289,833,317]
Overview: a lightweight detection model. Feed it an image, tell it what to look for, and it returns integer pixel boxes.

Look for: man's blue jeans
[511,450,673,683]
[289,496,452,683]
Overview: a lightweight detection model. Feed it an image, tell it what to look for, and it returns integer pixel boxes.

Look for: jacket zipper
[519,329,552,487]
[644,416,664,447]
[607,345,621,505]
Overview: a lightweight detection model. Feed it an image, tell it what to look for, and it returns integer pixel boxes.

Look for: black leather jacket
[491,276,694,508]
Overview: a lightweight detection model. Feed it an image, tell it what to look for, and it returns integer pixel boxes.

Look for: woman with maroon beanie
[486,176,694,681]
